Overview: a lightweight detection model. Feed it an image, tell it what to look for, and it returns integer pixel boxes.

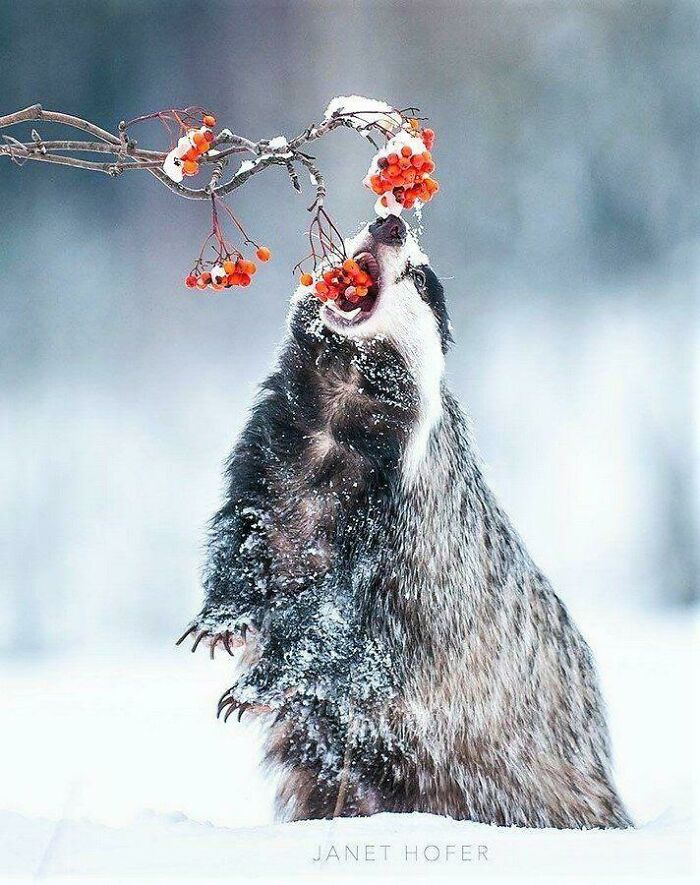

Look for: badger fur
[179,215,631,829]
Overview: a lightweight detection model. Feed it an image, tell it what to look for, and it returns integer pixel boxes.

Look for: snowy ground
[0,604,697,883]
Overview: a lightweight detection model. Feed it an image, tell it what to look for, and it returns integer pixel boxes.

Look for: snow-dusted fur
[182,218,631,829]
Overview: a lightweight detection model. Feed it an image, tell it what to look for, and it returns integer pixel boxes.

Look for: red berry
[256,246,271,262]
[203,114,216,128]
[185,274,197,288]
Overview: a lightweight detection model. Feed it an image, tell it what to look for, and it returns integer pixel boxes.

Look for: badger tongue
[326,301,362,321]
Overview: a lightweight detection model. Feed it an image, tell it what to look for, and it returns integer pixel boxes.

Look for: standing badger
[178,215,631,829]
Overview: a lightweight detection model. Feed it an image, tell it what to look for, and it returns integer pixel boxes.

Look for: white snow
[235,158,256,176]
[162,127,213,180]
[268,135,289,151]
[162,149,184,183]
[374,190,403,219]
[210,264,226,285]
[323,95,403,137]
[0,604,696,881]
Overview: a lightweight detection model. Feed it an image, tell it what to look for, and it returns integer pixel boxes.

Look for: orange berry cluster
[180,114,217,177]
[163,113,218,183]
[301,258,374,304]
[185,247,271,291]
[366,128,438,211]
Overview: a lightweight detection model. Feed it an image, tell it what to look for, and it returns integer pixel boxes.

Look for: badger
[177,215,631,829]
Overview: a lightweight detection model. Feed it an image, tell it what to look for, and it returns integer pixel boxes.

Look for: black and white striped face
[318,216,452,356]
[290,217,452,358]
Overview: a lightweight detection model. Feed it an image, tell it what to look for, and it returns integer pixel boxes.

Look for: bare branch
[0,104,119,144]
[0,100,424,282]
[0,103,406,202]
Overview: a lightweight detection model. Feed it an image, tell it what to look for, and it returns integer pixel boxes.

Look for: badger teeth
[326,302,362,320]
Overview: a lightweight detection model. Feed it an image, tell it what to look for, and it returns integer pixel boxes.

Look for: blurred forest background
[1,0,698,656]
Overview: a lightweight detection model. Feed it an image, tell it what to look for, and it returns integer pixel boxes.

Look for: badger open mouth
[323,251,380,326]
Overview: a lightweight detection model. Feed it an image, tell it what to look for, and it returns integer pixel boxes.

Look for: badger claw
[217,688,234,718]
[191,629,210,653]
[175,624,197,646]
[177,625,246,658]
[217,688,271,723]
[217,694,245,723]
[210,633,234,659]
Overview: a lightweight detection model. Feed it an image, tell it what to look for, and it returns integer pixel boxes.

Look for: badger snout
[368,215,407,247]
[313,215,436,340]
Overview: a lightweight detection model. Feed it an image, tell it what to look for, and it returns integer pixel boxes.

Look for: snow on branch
[0,98,438,295]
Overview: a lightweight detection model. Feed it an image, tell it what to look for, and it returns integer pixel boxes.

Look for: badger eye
[411,267,427,294]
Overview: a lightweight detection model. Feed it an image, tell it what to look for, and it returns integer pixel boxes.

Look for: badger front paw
[216,683,275,723]
[175,609,258,659]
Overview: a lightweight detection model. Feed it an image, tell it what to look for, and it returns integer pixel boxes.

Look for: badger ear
[421,266,453,353]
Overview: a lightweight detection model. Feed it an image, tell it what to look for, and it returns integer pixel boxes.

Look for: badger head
[288,216,452,478]
[292,216,450,350]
